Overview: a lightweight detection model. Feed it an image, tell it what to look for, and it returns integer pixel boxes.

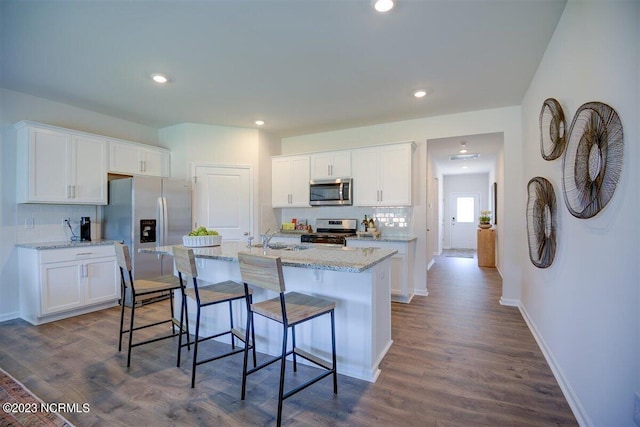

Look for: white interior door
[450,192,479,249]
[194,165,252,241]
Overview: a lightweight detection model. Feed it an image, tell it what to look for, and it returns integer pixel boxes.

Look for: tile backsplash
[277,206,413,235]
[16,204,101,243]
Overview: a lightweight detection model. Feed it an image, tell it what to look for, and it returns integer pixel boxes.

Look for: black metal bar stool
[237,252,337,427]
[114,242,188,368]
[173,245,256,388]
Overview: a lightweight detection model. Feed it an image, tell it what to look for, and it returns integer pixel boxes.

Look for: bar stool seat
[238,252,338,427]
[252,291,335,325]
[114,242,188,368]
[173,245,256,388]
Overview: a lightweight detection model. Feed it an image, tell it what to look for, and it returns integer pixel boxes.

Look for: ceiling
[428,132,503,176]
[0,0,566,139]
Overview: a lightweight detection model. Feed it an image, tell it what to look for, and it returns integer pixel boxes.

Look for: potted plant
[479,210,492,229]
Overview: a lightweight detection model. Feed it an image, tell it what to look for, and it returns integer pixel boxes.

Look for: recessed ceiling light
[413,89,427,98]
[459,141,468,153]
[151,73,168,84]
[255,120,265,126]
[372,0,395,12]
[462,165,468,169]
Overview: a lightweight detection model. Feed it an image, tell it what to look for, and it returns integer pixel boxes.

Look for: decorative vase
[478,223,492,229]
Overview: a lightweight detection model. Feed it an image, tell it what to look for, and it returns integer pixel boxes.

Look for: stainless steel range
[300,218,358,245]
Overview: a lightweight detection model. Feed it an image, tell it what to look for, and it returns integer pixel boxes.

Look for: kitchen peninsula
[141,242,396,382]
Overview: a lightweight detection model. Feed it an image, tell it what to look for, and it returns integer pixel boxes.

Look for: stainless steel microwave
[309,178,353,206]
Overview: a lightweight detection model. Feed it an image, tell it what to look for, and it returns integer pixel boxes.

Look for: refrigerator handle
[162,196,169,248]
[156,196,164,248]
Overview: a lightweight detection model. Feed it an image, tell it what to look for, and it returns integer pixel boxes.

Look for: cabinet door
[272,157,293,207]
[272,156,310,207]
[72,135,108,204]
[28,128,71,203]
[310,153,333,179]
[289,156,310,207]
[140,148,169,177]
[380,144,412,206]
[310,151,351,179]
[109,141,143,174]
[331,151,351,177]
[84,257,120,305]
[41,261,84,315]
[352,147,380,206]
[390,254,406,296]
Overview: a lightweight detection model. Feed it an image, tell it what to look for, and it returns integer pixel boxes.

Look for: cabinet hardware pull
[76,252,93,256]
[72,185,76,198]
[67,185,71,198]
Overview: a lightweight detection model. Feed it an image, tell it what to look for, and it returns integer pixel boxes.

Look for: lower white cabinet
[347,239,416,303]
[19,245,120,325]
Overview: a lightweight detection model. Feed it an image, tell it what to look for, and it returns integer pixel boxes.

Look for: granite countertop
[140,241,397,273]
[346,235,417,243]
[16,239,120,250]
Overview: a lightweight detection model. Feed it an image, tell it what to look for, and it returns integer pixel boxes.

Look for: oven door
[309,178,352,206]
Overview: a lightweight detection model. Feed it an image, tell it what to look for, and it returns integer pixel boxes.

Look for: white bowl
[182,235,222,247]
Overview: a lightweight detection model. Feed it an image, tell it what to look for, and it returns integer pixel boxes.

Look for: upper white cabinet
[272,155,310,207]
[310,150,351,180]
[16,122,108,205]
[109,140,170,177]
[352,143,413,206]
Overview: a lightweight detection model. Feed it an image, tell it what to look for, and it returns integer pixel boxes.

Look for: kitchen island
[140,242,396,382]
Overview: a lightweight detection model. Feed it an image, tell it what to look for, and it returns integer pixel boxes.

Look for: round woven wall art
[527,177,557,269]
[562,102,624,219]
[539,98,567,160]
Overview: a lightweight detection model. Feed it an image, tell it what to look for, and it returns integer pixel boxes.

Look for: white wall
[157,123,277,240]
[520,1,640,425]
[282,106,523,302]
[0,89,159,321]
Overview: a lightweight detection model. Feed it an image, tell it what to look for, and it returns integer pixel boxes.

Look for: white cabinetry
[346,239,416,303]
[272,155,310,207]
[19,245,120,325]
[310,150,351,179]
[109,140,170,177]
[16,122,108,204]
[352,143,413,206]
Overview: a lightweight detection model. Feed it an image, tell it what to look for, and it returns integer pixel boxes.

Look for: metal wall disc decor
[562,102,624,219]
[539,98,567,160]
[527,177,557,268]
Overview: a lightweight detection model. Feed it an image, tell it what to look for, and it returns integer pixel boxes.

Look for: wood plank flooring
[0,253,577,426]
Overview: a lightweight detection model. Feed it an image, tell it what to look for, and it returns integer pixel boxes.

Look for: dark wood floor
[0,253,577,426]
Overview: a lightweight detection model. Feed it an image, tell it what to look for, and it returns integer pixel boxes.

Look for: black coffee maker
[80,217,91,241]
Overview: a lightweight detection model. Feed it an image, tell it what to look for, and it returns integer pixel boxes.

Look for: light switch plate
[24,217,34,229]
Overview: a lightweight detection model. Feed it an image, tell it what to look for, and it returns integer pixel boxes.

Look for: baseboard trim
[499,297,519,307]
[0,312,20,323]
[518,303,591,427]
[427,259,435,270]
[413,289,428,297]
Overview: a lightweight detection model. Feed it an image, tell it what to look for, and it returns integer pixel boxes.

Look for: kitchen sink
[283,245,312,251]
[315,245,358,251]
[251,243,311,251]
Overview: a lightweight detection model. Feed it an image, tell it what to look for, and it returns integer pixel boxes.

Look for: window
[456,197,475,223]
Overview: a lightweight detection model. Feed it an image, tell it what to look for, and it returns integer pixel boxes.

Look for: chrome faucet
[261,229,275,250]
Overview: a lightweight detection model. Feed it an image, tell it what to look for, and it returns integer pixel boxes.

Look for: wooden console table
[477,228,495,267]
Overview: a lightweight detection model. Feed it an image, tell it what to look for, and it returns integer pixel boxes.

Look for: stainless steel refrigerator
[102,176,191,281]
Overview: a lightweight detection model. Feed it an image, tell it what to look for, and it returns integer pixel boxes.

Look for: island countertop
[140,241,396,273]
